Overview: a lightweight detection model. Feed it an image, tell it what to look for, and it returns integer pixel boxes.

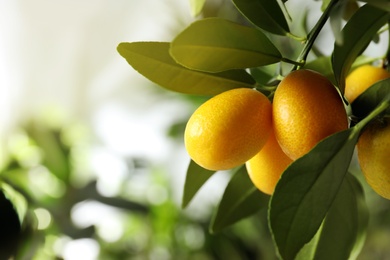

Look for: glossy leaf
[269,128,360,260]
[359,0,390,11]
[182,160,216,208]
[269,91,390,259]
[26,123,71,182]
[1,183,27,226]
[250,65,277,85]
[232,0,290,35]
[332,4,390,94]
[338,173,368,260]
[342,0,361,21]
[299,8,309,36]
[118,42,256,95]
[189,0,206,16]
[170,18,282,73]
[352,78,390,118]
[296,173,368,260]
[14,216,44,260]
[349,55,382,69]
[329,1,345,45]
[210,166,268,233]
[304,56,335,84]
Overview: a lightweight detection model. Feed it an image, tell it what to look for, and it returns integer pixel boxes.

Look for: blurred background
[0,0,390,259]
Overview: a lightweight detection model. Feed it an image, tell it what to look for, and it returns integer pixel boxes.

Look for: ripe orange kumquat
[345,65,390,103]
[272,69,348,160]
[357,118,390,200]
[246,127,293,195]
[184,88,272,171]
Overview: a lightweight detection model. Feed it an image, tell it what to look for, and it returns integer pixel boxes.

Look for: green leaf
[210,166,268,233]
[1,183,28,226]
[359,0,390,11]
[321,0,332,11]
[117,42,256,96]
[269,93,390,260]
[299,8,309,36]
[250,65,277,85]
[182,160,216,208]
[336,173,368,259]
[350,55,382,68]
[304,56,335,84]
[26,123,70,182]
[189,0,206,17]
[269,128,360,260]
[14,216,44,260]
[232,0,290,35]
[170,18,282,73]
[329,1,345,45]
[352,78,390,118]
[332,4,390,94]
[296,173,368,260]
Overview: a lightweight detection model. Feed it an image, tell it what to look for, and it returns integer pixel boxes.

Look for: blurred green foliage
[0,116,279,259]
[2,109,390,259]
[1,0,390,259]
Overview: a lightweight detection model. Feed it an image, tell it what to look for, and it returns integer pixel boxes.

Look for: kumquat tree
[117,0,390,259]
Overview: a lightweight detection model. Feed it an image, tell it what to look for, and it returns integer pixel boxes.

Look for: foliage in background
[117,0,390,259]
[1,0,390,259]
[0,117,279,259]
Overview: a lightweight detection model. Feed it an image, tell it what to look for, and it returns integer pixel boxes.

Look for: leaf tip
[181,199,189,209]
[208,222,219,235]
[116,42,129,56]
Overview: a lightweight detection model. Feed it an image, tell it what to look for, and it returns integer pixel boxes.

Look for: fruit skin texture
[273,69,348,160]
[357,119,390,200]
[184,88,272,171]
[345,65,390,103]
[246,127,293,195]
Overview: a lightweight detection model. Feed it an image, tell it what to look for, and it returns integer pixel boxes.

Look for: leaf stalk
[294,0,340,69]
[281,57,305,67]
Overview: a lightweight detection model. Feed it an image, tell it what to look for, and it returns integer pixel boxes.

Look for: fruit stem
[293,0,340,70]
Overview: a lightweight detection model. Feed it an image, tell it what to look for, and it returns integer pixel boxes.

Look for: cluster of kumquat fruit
[184,65,390,197]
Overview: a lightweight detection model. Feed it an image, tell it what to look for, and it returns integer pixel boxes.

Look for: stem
[294,0,340,69]
[281,57,305,67]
